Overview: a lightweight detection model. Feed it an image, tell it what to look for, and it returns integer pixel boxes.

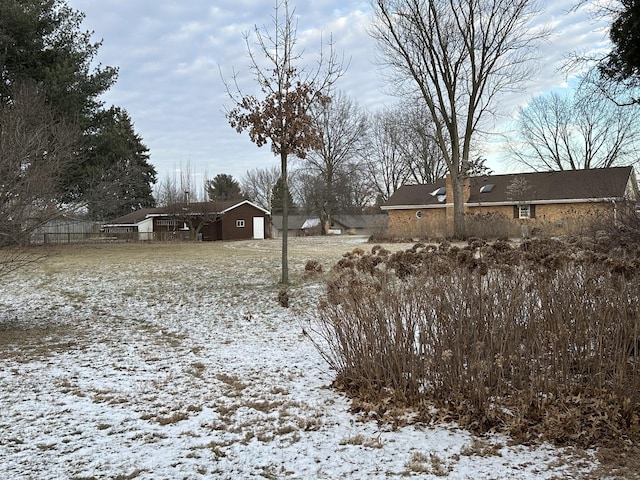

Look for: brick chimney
[445,175,453,204]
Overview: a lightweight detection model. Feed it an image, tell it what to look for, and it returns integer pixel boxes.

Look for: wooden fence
[29,223,194,244]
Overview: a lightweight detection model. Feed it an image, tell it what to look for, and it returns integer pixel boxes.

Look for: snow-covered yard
[0,237,602,479]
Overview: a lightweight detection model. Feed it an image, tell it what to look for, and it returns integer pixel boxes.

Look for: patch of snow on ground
[0,238,597,479]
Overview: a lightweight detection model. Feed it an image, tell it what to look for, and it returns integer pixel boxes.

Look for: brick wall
[387,201,616,239]
[387,208,447,239]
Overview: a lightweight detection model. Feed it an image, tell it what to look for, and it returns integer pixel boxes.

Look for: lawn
[0,237,623,479]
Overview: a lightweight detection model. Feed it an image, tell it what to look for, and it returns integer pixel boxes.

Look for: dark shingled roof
[383,179,448,208]
[106,200,266,225]
[107,208,163,225]
[333,214,388,229]
[270,215,312,230]
[383,167,636,208]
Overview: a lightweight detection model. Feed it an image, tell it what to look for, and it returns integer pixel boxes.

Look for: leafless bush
[0,82,79,277]
[309,240,640,447]
[598,201,640,250]
[302,259,324,280]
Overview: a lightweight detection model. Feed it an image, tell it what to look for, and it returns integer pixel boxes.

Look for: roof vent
[480,184,495,193]
[431,187,446,196]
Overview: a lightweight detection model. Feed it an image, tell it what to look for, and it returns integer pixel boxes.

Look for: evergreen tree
[601,0,640,86]
[79,107,157,220]
[0,0,117,124]
[0,0,157,218]
[271,177,294,215]
[205,174,243,201]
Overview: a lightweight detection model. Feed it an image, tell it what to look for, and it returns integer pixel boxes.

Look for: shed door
[253,216,265,239]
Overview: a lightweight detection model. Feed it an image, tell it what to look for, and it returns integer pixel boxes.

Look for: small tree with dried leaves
[224,0,342,284]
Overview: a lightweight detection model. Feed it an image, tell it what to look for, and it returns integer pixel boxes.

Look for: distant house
[331,214,388,236]
[103,200,270,241]
[270,215,320,237]
[271,214,388,237]
[381,166,639,239]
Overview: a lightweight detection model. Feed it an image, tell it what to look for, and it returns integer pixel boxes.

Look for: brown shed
[199,200,270,241]
[104,200,270,241]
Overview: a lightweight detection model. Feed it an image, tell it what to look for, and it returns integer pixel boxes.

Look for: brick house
[381,166,639,239]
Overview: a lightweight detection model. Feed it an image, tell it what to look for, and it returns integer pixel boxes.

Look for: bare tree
[333,163,376,213]
[155,164,221,240]
[1,82,79,274]
[364,103,447,199]
[223,0,342,283]
[295,163,373,219]
[506,176,534,203]
[155,162,207,207]
[370,0,549,237]
[362,107,410,203]
[241,165,280,211]
[294,170,324,217]
[508,73,640,171]
[307,90,368,233]
[397,103,448,184]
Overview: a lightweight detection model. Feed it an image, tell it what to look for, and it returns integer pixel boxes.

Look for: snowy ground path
[1,238,597,479]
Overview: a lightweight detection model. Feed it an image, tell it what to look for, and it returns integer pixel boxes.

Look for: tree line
[1,0,156,253]
[220,0,640,283]
[2,0,639,281]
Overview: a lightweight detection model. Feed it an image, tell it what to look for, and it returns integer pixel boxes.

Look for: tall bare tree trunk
[371,0,549,240]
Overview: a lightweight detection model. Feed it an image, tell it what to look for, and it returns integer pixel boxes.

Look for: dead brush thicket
[309,237,640,447]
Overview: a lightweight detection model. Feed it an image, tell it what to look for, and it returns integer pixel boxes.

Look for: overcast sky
[66,0,609,191]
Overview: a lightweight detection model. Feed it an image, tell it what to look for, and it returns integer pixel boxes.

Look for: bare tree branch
[0,81,80,276]
[507,71,640,171]
[306,90,368,233]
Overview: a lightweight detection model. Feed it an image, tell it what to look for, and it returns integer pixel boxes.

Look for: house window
[236,219,245,228]
[416,210,424,219]
[515,204,537,219]
[156,219,178,227]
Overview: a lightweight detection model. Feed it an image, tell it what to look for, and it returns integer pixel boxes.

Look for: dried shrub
[309,240,640,447]
[304,259,323,273]
[371,245,391,259]
[465,212,513,239]
[277,289,289,308]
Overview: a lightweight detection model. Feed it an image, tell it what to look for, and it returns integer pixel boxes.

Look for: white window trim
[518,204,531,219]
[236,219,245,228]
